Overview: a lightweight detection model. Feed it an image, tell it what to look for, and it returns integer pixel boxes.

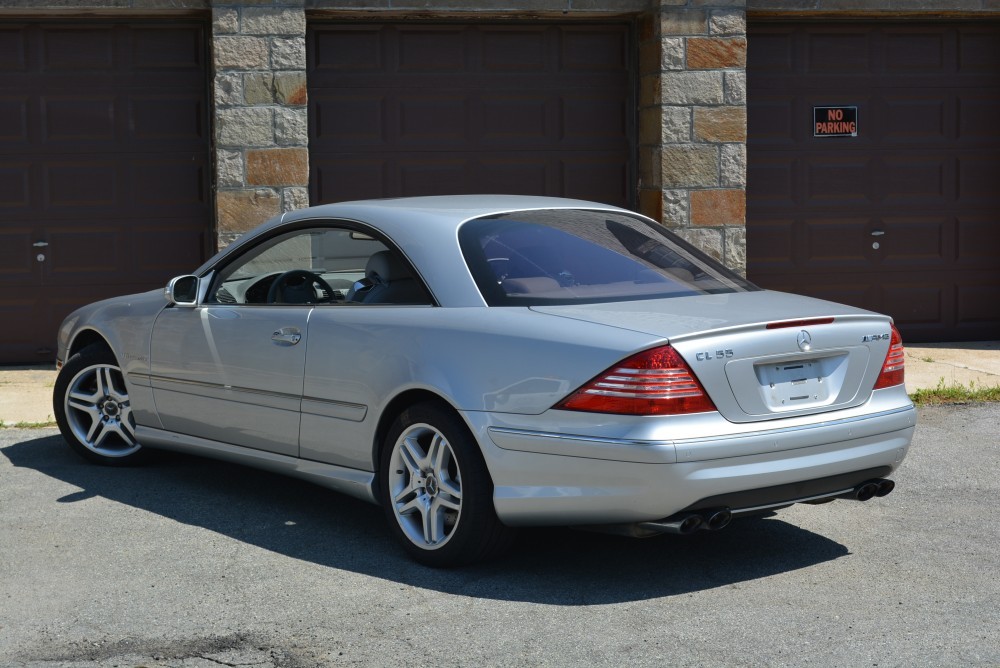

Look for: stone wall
[638,0,748,274]
[212,0,309,245]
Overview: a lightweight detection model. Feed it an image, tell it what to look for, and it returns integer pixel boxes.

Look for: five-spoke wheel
[379,402,514,567]
[54,344,144,465]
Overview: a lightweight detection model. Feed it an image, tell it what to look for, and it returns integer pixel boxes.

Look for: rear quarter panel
[298,305,659,470]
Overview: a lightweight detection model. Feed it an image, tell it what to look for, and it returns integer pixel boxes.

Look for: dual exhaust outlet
[841,477,895,502]
[641,477,896,536]
[640,507,733,536]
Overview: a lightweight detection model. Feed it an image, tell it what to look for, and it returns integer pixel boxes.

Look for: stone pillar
[638,1,747,275]
[211,1,309,247]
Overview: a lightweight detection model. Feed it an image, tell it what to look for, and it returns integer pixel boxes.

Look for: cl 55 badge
[696,349,734,361]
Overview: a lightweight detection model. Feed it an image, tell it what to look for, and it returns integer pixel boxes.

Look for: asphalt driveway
[1,404,997,667]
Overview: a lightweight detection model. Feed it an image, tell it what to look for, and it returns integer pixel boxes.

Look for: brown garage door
[0,21,212,364]
[747,22,1000,342]
[308,23,634,208]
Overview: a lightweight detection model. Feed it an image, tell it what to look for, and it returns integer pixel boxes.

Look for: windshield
[459,209,758,306]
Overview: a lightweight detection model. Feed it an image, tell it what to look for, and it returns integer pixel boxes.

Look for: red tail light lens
[554,345,717,415]
[873,325,905,390]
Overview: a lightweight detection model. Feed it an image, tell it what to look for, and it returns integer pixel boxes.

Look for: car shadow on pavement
[3,433,849,605]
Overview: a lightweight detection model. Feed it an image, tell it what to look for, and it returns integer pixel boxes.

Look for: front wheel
[54,344,145,466]
[379,402,514,567]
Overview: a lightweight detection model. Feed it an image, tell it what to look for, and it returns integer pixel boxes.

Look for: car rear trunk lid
[531,291,897,424]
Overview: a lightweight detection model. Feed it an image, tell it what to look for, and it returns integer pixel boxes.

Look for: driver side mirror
[165,275,200,307]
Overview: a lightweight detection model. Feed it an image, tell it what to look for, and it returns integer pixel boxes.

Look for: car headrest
[366,251,408,284]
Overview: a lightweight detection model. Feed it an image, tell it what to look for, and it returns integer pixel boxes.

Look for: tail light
[554,345,717,415]
[873,325,905,390]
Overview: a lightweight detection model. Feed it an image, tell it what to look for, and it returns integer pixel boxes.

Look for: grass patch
[0,419,57,429]
[910,379,1000,405]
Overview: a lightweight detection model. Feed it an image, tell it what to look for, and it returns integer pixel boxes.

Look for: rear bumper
[463,394,915,527]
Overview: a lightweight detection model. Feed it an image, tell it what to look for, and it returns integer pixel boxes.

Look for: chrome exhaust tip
[875,479,895,497]
[703,508,732,531]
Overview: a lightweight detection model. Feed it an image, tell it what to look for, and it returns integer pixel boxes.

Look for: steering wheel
[266,270,336,304]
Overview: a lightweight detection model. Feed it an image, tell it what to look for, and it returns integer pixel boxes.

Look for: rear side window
[459,209,758,306]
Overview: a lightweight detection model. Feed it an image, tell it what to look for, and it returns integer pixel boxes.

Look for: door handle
[33,241,49,247]
[870,230,885,237]
[271,328,302,346]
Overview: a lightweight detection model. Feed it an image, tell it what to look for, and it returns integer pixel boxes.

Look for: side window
[207,227,431,306]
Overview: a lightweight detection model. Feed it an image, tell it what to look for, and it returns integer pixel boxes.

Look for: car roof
[201,195,640,307]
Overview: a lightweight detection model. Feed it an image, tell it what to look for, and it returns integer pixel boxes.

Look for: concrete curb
[3,342,999,426]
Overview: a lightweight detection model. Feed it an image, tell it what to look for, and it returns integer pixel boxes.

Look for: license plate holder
[756,359,831,410]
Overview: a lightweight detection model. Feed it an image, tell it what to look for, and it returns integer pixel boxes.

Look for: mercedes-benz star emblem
[797,330,812,352]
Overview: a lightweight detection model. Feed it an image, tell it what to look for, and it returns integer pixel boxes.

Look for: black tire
[379,402,515,567]
[53,343,146,466]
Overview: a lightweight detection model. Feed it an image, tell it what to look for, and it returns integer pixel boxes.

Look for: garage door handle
[271,329,302,346]
[33,241,49,247]
[871,230,885,237]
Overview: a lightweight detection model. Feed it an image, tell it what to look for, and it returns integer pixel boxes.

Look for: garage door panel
[885,284,945,325]
[131,96,207,145]
[805,31,874,74]
[45,227,121,282]
[130,225,206,278]
[44,161,118,209]
[0,163,30,209]
[957,155,1000,203]
[561,157,627,206]
[482,27,547,72]
[312,157,387,203]
[958,30,1000,72]
[561,27,627,72]
[745,31,794,74]
[131,157,209,211]
[399,157,470,195]
[0,26,27,70]
[399,95,468,143]
[562,94,626,143]
[805,157,874,207]
[42,96,116,142]
[883,156,949,206]
[478,158,549,196]
[885,31,948,73]
[130,26,204,69]
[879,217,950,266]
[0,96,28,141]
[398,27,467,72]
[957,283,1000,325]
[311,26,383,72]
[881,95,948,143]
[805,217,872,266]
[0,226,35,282]
[957,216,1000,266]
[42,26,115,70]
[958,95,1000,143]
[481,94,548,143]
[747,157,796,207]
[312,92,386,145]
[745,218,796,272]
[746,96,795,145]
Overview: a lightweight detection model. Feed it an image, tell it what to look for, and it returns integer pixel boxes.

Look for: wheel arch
[68,329,114,359]
[370,389,470,501]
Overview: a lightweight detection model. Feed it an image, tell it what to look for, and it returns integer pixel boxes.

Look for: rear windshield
[459,209,758,306]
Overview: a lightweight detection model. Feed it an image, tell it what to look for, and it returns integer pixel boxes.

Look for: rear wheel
[54,344,145,466]
[379,402,514,567]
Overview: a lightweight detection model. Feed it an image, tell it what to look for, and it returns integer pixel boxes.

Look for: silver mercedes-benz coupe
[53,195,915,566]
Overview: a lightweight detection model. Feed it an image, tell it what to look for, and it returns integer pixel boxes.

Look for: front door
[149,304,311,457]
